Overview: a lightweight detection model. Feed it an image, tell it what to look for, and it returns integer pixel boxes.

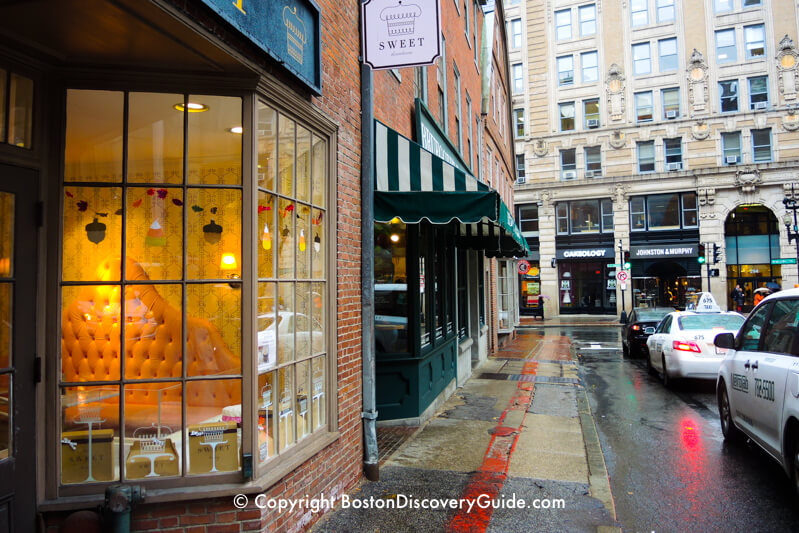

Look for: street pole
[706,242,711,294]
[618,239,627,323]
[782,183,799,287]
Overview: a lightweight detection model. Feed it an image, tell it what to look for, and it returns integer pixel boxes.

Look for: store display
[61,429,114,484]
[188,421,238,473]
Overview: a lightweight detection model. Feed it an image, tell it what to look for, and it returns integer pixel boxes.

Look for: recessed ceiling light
[173,102,209,112]
[228,126,243,134]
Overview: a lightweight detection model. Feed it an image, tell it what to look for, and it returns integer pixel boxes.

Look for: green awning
[374,120,529,257]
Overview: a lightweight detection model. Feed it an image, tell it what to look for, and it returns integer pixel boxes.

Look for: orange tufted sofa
[61,258,241,430]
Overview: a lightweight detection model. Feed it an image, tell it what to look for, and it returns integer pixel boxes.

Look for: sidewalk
[519,315,621,327]
[312,330,621,533]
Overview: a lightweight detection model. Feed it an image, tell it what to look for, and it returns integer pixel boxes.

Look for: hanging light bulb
[299,229,306,252]
[262,221,272,250]
[313,233,321,253]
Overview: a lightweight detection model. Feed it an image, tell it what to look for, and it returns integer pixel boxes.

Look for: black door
[0,165,38,533]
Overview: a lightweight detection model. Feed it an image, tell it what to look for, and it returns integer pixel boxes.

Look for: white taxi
[715,288,799,496]
[645,293,745,387]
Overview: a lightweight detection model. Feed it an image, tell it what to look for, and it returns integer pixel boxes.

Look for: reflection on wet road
[543,326,799,533]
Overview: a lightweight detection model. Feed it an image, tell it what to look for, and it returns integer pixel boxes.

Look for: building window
[514,108,525,138]
[745,24,766,59]
[560,148,577,179]
[556,203,569,234]
[456,248,468,339]
[466,93,473,167]
[682,193,698,227]
[722,132,742,164]
[583,99,600,128]
[630,197,646,230]
[454,63,462,153]
[557,55,574,86]
[656,0,675,22]
[658,38,678,72]
[559,102,575,131]
[1,71,34,149]
[637,141,655,172]
[744,0,762,6]
[518,204,538,237]
[664,138,682,169]
[633,43,651,76]
[579,4,596,36]
[510,19,522,49]
[714,0,733,13]
[464,0,470,41]
[59,90,332,486]
[440,37,448,132]
[581,51,598,83]
[570,200,602,233]
[752,128,772,162]
[512,63,523,93]
[662,88,680,118]
[474,1,480,65]
[716,29,737,63]
[719,80,739,112]
[555,9,572,40]
[635,91,653,122]
[601,199,614,232]
[516,153,525,182]
[749,76,768,109]
[585,146,601,176]
[415,68,428,104]
[631,0,649,27]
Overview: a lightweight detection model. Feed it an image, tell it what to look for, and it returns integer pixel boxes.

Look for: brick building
[0,1,364,532]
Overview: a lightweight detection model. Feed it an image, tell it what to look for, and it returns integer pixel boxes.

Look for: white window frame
[714,0,733,13]
[744,24,766,60]
[748,76,769,109]
[658,38,678,72]
[722,131,742,164]
[514,108,524,138]
[583,98,600,128]
[716,29,737,64]
[662,87,680,118]
[637,141,655,173]
[635,91,653,122]
[579,4,596,36]
[664,137,683,166]
[512,63,524,93]
[555,9,572,41]
[752,128,772,162]
[656,0,675,23]
[581,51,598,83]
[510,19,522,49]
[631,0,649,27]
[633,42,652,76]
[557,55,574,86]
[719,80,739,113]
[559,101,575,131]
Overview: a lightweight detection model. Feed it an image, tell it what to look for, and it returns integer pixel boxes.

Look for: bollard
[104,485,145,533]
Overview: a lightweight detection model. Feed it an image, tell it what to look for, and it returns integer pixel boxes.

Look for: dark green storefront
[373,121,528,421]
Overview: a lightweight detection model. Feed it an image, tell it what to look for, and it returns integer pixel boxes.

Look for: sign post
[617,239,627,323]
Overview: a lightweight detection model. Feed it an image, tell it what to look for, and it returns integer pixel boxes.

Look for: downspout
[360,0,379,482]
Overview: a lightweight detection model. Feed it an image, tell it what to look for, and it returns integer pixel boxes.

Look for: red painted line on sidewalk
[445,345,540,533]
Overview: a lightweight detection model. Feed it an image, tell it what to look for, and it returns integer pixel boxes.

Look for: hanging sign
[361,0,442,70]
[517,260,531,275]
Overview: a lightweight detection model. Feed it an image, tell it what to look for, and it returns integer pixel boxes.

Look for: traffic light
[712,243,721,264]
[697,244,706,264]
[623,250,631,270]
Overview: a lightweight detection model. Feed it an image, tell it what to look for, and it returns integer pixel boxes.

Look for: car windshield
[634,308,674,321]
[678,314,744,331]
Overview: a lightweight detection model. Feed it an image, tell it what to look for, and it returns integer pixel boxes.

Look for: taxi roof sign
[694,292,721,313]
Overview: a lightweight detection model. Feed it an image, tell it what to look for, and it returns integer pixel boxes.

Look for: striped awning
[374,120,530,257]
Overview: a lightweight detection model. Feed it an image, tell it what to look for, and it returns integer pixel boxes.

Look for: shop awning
[374,121,530,257]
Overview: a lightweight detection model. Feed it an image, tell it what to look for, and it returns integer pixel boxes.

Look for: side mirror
[714,332,735,349]
[644,327,655,335]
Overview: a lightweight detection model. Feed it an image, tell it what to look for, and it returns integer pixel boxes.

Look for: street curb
[577,387,617,522]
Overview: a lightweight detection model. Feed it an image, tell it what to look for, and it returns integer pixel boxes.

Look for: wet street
[562,325,799,533]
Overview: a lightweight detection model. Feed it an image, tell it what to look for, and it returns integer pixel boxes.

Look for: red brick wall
[45,1,364,532]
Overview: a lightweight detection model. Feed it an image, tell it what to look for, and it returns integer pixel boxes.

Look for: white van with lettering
[715,288,799,498]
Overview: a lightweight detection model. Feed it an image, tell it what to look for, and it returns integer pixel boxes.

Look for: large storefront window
[558,261,616,314]
[375,221,408,353]
[630,192,697,231]
[498,261,513,330]
[58,90,331,488]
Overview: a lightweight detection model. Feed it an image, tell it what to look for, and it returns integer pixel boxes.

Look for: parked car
[645,293,744,386]
[715,288,799,497]
[621,307,675,357]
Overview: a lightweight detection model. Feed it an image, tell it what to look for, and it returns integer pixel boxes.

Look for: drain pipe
[104,484,145,532]
[360,0,379,482]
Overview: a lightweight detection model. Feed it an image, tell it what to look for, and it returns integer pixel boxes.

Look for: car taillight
[673,340,701,353]
[632,325,641,331]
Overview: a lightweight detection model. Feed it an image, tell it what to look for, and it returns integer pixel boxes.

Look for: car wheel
[718,384,742,442]
[662,355,674,388]
[645,348,655,376]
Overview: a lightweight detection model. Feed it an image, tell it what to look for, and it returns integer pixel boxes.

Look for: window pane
[187,95,242,185]
[636,92,653,121]
[716,30,737,63]
[720,80,739,112]
[312,281,325,356]
[60,385,120,484]
[277,365,295,451]
[638,141,655,172]
[257,370,275,462]
[65,90,123,182]
[633,43,651,75]
[295,282,314,361]
[561,149,576,169]
[0,374,8,461]
[277,282,295,364]
[585,146,601,170]
[647,193,680,229]
[584,99,599,123]
[258,282,277,370]
[659,38,677,71]
[662,88,679,116]
[556,203,569,233]
[296,204,311,279]
[665,138,682,163]
[296,359,311,441]
[312,355,326,430]
[124,284,183,379]
[128,93,183,183]
[557,56,574,86]
[62,186,122,282]
[602,199,614,231]
[752,129,772,162]
[258,103,277,192]
[762,299,799,354]
[124,381,182,480]
[582,52,598,83]
[556,9,571,40]
[186,283,241,376]
[657,0,674,22]
[125,187,183,280]
[682,193,697,227]
[8,73,33,149]
[311,208,325,279]
[0,284,9,370]
[278,115,295,196]
[186,379,241,474]
[560,102,575,131]
[580,4,596,35]
[749,76,769,108]
[630,197,646,230]
[185,187,242,280]
[258,192,276,278]
[312,135,326,208]
[570,201,601,233]
[631,0,648,26]
[745,25,765,59]
[0,69,6,143]
[277,198,296,279]
[715,0,732,12]
[296,126,311,203]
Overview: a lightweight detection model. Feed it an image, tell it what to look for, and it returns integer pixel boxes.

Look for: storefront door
[0,165,38,533]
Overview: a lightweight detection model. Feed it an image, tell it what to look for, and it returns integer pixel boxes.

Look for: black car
[621,307,675,357]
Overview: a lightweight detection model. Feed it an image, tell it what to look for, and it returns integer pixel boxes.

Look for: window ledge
[39,431,341,512]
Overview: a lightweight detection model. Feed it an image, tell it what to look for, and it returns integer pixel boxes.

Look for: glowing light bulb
[262,222,272,250]
[220,253,238,271]
[390,234,400,243]
[299,229,306,252]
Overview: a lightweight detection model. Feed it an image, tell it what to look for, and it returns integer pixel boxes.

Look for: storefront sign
[771,257,797,265]
[517,260,531,275]
[556,247,614,260]
[200,0,322,94]
[415,99,471,173]
[630,244,697,259]
[361,0,442,70]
